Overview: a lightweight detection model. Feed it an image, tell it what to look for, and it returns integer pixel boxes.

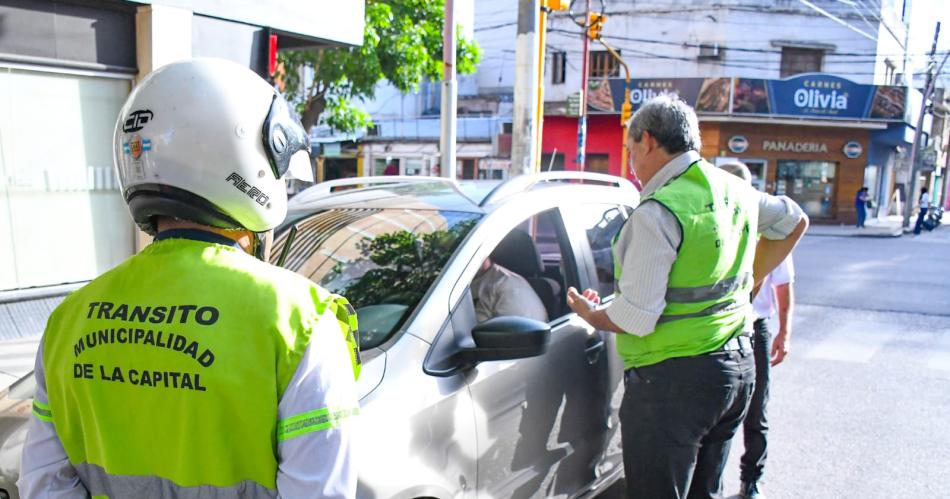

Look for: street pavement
[599,224,950,499]
[3,224,948,498]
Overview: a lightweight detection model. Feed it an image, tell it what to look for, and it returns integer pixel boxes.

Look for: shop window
[589,51,620,78]
[404,159,425,176]
[551,51,567,84]
[0,67,132,291]
[374,158,400,176]
[540,153,565,171]
[459,159,478,180]
[586,154,610,174]
[776,160,837,218]
[780,47,823,78]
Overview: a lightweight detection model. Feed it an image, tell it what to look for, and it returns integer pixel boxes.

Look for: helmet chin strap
[251,231,274,261]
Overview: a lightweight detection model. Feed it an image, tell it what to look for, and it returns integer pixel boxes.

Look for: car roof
[286,173,638,217]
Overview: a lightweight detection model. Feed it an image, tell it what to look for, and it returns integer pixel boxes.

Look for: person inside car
[471,256,548,323]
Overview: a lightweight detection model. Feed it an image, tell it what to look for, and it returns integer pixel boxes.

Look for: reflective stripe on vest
[613,161,757,368]
[664,272,752,305]
[75,462,277,499]
[32,400,53,422]
[42,236,360,490]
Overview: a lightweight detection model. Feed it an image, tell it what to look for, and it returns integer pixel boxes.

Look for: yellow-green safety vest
[37,231,360,497]
[614,160,758,368]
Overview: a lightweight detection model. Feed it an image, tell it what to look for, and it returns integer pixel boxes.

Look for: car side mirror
[462,316,551,364]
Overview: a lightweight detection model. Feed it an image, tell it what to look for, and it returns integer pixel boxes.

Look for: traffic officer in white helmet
[18,58,361,498]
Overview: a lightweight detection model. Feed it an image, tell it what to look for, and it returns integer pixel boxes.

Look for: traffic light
[588,13,605,40]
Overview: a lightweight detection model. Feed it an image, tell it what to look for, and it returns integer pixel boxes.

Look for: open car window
[272,208,481,350]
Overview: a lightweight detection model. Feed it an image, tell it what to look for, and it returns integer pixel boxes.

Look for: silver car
[0,172,639,499]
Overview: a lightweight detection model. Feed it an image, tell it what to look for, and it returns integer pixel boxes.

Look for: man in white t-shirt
[720,162,795,499]
[738,257,794,499]
[914,187,931,235]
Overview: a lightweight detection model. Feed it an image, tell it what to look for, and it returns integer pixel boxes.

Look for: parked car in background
[0,172,639,499]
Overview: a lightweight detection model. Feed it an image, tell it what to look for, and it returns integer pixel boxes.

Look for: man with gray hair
[567,95,808,499]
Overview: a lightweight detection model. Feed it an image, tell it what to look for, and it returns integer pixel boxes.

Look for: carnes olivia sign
[734,74,904,120]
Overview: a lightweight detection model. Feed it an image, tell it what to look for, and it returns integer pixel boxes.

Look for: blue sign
[843,141,863,159]
[768,74,874,119]
[734,74,906,121]
[590,74,907,121]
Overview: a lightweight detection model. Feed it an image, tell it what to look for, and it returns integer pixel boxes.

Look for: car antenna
[275,225,298,268]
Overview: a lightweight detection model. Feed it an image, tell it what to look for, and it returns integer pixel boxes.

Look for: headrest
[491,229,544,276]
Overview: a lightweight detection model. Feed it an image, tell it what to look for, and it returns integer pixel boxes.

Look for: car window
[474,209,578,323]
[566,204,629,297]
[271,208,481,349]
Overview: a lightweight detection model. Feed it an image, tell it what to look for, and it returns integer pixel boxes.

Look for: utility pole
[903,22,943,228]
[576,0,591,172]
[511,0,541,177]
[439,0,457,179]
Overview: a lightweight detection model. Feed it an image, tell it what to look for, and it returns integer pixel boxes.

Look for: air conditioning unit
[698,43,721,60]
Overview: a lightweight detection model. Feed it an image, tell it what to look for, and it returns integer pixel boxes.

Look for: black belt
[719,334,752,353]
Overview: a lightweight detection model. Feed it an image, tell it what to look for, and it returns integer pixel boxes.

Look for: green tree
[278,0,482,133]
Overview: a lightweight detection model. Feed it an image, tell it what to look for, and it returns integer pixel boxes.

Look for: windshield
[271,208,480,349]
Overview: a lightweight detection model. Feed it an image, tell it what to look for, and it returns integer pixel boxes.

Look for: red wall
[541,114,625,177]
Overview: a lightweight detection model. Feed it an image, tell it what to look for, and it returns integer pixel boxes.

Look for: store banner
[587,77,732,114]
[733,74,905,120]
[588,74,905,121]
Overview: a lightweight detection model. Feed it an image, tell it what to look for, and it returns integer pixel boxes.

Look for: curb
[806,229,902,238]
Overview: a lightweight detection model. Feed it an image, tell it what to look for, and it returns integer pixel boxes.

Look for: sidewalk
[806,215,903,238]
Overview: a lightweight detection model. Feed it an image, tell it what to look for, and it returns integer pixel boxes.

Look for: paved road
[599,225,950,499]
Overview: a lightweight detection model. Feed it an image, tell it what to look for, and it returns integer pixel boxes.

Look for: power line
[546,28,945,58]
[798,0,877,41]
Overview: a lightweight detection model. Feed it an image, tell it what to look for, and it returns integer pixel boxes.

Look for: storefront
[541,74,908,224]
[702,122,874,222]
[0,0,365,342]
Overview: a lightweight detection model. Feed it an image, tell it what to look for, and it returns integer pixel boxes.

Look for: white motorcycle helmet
[113,58,312,239]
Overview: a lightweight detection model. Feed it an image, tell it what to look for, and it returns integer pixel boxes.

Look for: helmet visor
[262,93,313,181]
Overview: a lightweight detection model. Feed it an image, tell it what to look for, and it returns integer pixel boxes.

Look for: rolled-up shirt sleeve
[758,193,807,240]
[604,201,681,337]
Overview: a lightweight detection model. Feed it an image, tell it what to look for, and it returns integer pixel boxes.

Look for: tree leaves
[278,0,481,133]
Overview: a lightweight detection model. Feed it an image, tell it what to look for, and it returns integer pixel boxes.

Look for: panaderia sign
[762,140,829,153]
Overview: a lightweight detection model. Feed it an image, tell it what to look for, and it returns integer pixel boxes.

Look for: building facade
[0,0,364,341]
[531,0,916,224]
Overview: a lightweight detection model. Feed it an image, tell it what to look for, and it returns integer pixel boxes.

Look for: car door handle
[585,336,605,364]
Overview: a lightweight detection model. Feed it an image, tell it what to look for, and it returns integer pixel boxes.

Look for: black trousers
[740,318,771,483]
[621,348,756,499]
[914,208,928,234]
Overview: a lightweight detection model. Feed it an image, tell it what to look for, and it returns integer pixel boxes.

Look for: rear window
[271,208,480,349]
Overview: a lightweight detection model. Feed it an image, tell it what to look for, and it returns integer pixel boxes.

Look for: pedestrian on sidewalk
[18,59,361,498]
[855,187,870,228]
[721,162,796,499]
[914,187,931,235]
[565,95,808,499]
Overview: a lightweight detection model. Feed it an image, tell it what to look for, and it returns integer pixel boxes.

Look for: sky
[908,0,950,87]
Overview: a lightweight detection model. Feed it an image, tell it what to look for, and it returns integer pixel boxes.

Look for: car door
[459,207,612,498]
[560,201,635,485]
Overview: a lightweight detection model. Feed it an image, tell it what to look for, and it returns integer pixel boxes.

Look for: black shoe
[740,481,766,499]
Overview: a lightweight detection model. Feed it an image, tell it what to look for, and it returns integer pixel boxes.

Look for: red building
[540,115,627,178]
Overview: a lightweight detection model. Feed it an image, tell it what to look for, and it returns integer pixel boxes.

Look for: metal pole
[902,22,943,228]
[439,0,457,179]
[599,41,630,180]
[533,6,548,174]
[576,0,591,172]
[511,0,541,177]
